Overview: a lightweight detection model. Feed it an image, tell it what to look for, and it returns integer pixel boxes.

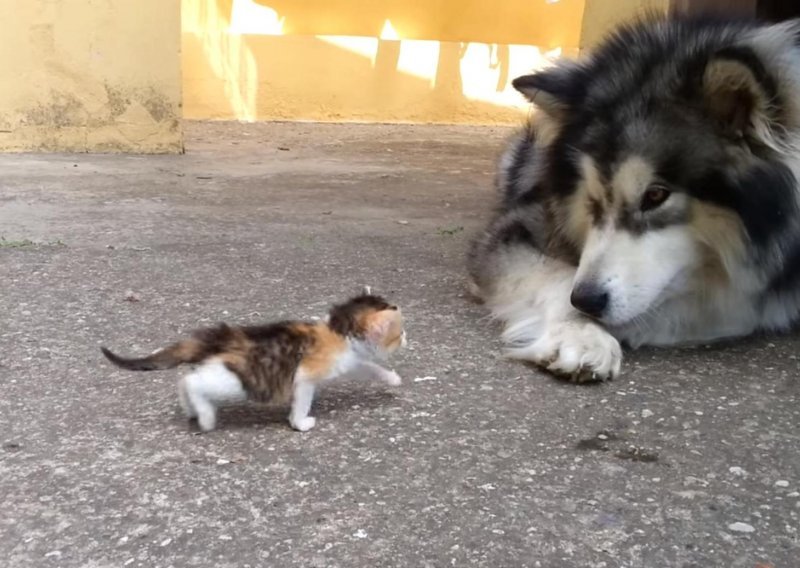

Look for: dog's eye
[640,185,671,212]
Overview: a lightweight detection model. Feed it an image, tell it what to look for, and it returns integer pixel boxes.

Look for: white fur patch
[182,359,247,432]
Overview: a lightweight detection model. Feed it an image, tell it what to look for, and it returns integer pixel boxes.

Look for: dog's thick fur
[469,15,800,381]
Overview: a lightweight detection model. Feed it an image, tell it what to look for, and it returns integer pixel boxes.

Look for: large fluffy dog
[468,16,800,381]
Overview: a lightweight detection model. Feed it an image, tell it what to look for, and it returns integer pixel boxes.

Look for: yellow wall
[580,0,668,48]
[0,0,671,152]
[182,0,585,124]
[0,0,182,153]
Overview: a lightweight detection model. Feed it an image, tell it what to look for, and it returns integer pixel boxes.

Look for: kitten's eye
[640,185,671,212]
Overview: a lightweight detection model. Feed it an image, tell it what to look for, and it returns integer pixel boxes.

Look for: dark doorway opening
[670,0,800,20]
[757,0,800,21]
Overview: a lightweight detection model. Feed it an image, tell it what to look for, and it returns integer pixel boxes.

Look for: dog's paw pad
[505,321,622,382]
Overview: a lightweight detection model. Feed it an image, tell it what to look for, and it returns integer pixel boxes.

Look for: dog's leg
[498,250,622,382]
[470,235,622,382]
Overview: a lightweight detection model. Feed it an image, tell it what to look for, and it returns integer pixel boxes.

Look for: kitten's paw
[290,416,317,432]
[197,412,217,432]
[504,320,622,382]
[383,370,402,386]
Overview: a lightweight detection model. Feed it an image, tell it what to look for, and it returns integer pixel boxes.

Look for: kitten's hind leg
[185,374,217,432]
[187,359,248,432]
[178,376,197,419]
[289,379,317,432]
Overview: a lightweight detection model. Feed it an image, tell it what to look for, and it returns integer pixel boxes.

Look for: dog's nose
[570,284,609,318]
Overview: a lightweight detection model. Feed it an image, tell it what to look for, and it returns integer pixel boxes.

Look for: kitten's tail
[100,340,205,371]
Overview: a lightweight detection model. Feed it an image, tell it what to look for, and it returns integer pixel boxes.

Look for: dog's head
[513,19,798,326]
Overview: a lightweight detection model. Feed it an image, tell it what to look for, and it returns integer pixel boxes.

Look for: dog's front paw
[504,320,622,382]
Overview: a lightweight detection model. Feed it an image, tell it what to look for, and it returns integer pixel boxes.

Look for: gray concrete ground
[1,121,798,568]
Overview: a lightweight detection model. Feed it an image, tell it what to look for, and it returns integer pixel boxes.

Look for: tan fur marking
[564,156,604,244]
[580,155,607,203]
[171,339,205,361]
[533,112,561,147]
[613,156,655,204]
[690,201,748,286]
[563,190,591,247]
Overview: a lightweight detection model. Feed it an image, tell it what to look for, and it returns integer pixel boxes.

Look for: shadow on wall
[248,0,583,46]
[182,0,578,124]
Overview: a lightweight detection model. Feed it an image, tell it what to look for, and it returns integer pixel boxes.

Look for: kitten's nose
[570,284,609,318]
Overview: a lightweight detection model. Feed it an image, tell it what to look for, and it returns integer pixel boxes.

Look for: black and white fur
[469,15,800,381]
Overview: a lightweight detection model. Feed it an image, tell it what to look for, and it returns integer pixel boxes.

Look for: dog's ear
[702,47,777,141]
[512,62,585,118]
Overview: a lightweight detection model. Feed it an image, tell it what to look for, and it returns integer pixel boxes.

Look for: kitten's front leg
[289,380,317,432]
[355,361,402,386]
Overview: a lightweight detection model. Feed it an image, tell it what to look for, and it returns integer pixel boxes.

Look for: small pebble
[123,290,140,302]
[353,529,368,539]
[414,376,437,382]
[728,522,755,533]
[775,480,790,488]
[641,409,654,418]
[729,466,747,476]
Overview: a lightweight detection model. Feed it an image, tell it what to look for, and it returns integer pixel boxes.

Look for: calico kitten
[101,293,406,432]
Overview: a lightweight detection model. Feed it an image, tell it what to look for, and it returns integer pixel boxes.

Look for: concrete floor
[1,121,798,568]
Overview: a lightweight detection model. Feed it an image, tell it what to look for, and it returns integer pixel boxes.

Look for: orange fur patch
[380,314,404,351]
[170,338,206,362]
[298,324,348,382]
[360,309,404,349]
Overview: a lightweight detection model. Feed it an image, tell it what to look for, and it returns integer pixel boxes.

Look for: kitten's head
[328,293,406,356]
